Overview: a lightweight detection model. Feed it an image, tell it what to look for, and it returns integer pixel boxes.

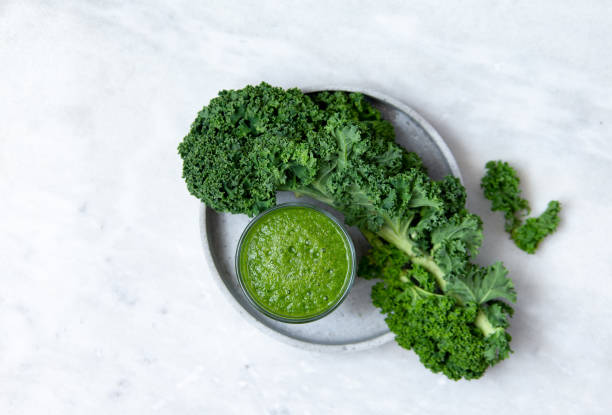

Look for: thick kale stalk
[179,83,516,380]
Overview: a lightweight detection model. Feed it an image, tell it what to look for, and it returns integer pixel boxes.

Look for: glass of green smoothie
[236,203,356,323]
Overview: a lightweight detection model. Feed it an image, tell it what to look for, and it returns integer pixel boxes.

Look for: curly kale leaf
[178,83,324,216]
[178,83,427,218]
[512,200,561,254]
[430,213,483,275]
[481,301,515,329]
[445,262,516,305]
[361,240,495,380]
[373,285,490,381]
[360,234,514,378]
[481,160,530,232]
[310,90,425,173]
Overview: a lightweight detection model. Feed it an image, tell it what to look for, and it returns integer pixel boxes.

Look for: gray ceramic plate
[200,86,461,352]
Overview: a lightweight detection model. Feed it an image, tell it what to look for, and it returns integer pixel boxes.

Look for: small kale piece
[512,200,561,254]
[481,161,561,254]
[481,161,530,232]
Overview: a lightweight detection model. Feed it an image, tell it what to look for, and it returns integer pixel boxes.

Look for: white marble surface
[1,1,611,413]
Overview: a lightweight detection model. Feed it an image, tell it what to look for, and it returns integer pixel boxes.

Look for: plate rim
[200,85,461,352]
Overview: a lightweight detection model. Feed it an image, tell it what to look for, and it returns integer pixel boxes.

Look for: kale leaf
[481,160,529,232]
[512,200,561,254]
[179,83,517,380]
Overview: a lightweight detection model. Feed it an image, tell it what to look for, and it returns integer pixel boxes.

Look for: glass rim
[235,202,357,324]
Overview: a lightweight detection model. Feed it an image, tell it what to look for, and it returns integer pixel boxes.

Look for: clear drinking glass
[235,203,356,323]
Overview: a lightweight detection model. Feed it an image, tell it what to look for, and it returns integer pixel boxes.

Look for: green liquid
[239,206,352,320]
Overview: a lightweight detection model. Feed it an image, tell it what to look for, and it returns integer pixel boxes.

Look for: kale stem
[475,309,499,337]
[379,224,500,339]
[281,186,335,206]
[376,224,447,291]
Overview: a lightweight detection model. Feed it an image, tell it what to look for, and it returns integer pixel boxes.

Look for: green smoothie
[238,205,353,320]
